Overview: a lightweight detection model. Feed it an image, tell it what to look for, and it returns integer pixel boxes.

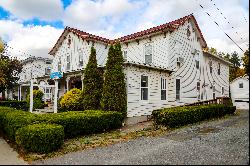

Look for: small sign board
[50,72,63,79]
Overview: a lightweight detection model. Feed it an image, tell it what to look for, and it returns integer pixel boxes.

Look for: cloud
[63,0,143,37]
[0,0,64,21]
[0,20,62,59]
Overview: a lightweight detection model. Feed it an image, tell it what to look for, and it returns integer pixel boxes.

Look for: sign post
[50,72,62,113]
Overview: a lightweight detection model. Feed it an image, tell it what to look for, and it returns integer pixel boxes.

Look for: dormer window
[145,43,152,64]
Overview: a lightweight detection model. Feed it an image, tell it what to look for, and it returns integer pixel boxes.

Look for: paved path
[32,109,249,165]
[0,138,28,165]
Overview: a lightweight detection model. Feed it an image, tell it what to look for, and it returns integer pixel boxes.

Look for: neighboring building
[11,56,53,101]
[230,75,249,109]
[46,14,231,123]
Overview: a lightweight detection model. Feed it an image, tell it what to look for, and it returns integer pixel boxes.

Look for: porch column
[66,77,70,92]
[20,86,22,101]
[81,75,84,90]
[54,79,58,113]
[18,86,20,101]
[29,79,33,113]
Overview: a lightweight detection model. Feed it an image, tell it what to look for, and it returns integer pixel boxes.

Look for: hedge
[0,101,28,110]
[152,104,236,128]
[15,123,64,153]
[0,107,39,141]
[37,110,123,138]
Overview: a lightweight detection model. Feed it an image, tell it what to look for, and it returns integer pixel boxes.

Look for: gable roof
[230,75,249,84]
[49,14,207,55]
[203,51,232,66]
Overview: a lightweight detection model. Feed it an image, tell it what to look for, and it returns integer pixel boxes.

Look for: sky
[0,0,249,59]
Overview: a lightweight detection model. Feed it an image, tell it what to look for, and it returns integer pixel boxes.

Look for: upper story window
[141,75,148,100]
[66,54,70,71]
[123,50,127,62]
[195,52,199,69]
[161,77,167,100]
[218,63,221,75]
[58,58,62,72]
[197,82,200,91]
[46,60,52,64]
[79,50,83,67]
[221,87,224,95]
[239,82,243,88]
[209,60,213,74]
[144,43,152,64]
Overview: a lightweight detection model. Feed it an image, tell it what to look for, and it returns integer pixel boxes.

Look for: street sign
[50,72,63,79]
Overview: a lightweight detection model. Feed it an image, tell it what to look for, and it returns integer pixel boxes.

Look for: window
[176,79,180,101]
[58,58,62,72]
[209,60,213,74]
[197,82,200,91]
[141,75,148,100]
[79,51,83,67]
[221,87,224,95]
[195,60,199,69]
[213,85,216,99]
[239,82,243,88]
[218,63,220,75]
[46,60,51,64]
[45,67,51,75]
[161,77,167,100]
[123,50,127,62]
[197,82,200,100]
[66,54,70,70]
[145,43,152,64]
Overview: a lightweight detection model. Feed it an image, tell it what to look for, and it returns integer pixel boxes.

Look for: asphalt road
[32,109,249,165]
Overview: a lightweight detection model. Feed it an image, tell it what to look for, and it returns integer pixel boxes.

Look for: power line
[197,2,245,52]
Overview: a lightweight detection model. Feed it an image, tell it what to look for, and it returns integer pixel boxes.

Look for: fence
[182,97,232,107]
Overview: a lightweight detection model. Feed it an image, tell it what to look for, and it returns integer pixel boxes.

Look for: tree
[82,46,103,110]
[0,37,4,53]
[229,51,242,81]
[209,47,217,55]
[242,49,249,76]
[0,53,22,95]
[101,43,127,117]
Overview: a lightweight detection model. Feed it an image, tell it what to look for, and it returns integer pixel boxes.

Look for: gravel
[32,109,249,165]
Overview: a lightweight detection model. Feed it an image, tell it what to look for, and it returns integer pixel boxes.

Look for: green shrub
[38,110,123,138]
[0,101,28,110]
[2,109,39,140]
[0,106,14,130]
[83,46,103,110]
[152,104,236,128]
[15,123,64,153]
[59,88,84,111]
[101,43,127,117]
[26,89,45,110]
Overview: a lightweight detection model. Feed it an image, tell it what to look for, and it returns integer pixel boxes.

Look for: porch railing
[181,97,232,107]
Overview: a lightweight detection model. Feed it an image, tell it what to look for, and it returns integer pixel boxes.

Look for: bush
[101,43,127,117]
[1,109,39,141]
[0,101,28,110]
[83,46,103,110]
[152,104,236,128]
[26,89,45,110]
[15,123,64,153]
[38,110,123,138]
[59,88,84,111]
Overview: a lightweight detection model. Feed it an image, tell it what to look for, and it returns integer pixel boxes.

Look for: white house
[12,56,53,101]
[44,14,231,123]
[230,75,249,109]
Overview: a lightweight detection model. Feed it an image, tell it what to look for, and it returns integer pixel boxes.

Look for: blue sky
[0,0,249,58]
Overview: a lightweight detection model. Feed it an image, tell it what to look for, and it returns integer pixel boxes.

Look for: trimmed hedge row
[16,123,64,153]
[0,101,28,110]
[152,104,236,128]
[37,110,123,138]
[0,107,123,153]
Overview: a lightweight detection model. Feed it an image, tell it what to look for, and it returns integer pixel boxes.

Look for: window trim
[218,63,221,75]
[66,54,71,71]
[161,77,167,100]
[141,75,149,101]
[209,60,213,74]
[58,58,62,72]
[144,42,153,64]
[123,49,128,62]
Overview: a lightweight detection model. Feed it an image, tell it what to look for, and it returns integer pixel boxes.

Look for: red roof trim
[49,14,207,55]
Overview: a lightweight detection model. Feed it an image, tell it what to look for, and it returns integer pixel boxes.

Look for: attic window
[68,35,71,48]
[186,26,191,39]
[239,82,243,88]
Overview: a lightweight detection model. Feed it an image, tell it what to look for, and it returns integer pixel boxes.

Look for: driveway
[32,109,249,165]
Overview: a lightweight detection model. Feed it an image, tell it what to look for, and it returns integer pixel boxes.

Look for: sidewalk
[0,137,27,165]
